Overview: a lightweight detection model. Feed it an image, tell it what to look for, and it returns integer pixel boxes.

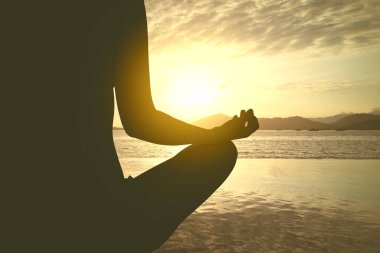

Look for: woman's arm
[113,1,210,145]
[113,1,258,145]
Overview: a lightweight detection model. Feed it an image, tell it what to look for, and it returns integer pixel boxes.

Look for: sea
[113,130,380,253]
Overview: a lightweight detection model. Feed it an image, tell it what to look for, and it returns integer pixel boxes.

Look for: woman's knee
[212,140,238,176]
[217,140,238,164]
[205,140,237,161]
[186,140,237,173]
[167,140,238,181]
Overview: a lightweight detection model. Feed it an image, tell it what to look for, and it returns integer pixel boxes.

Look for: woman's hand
[210,109,259,142]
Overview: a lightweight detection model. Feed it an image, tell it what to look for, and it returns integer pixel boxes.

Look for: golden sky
[114,0,380,126]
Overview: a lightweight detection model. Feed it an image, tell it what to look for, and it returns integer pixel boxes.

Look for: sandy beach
[119,158,380,253]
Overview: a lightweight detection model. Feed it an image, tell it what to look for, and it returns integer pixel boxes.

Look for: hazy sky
[114,0,380,125]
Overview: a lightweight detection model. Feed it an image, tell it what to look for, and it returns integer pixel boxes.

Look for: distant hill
[330,114,380,130]
[193,114,328,130]
[309,108,380,124]
[371,108,380,116]
[344,120,380,130]
[308,113,353,124]
[192,114,232,129]
[259,116,329,130]
[192,113,380,130]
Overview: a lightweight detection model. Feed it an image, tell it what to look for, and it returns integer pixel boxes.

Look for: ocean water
[114,130,380,160]
[113,130,380,252]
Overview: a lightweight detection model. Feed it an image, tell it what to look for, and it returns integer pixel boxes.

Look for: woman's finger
[247,109,254,118]
[240,110,246,119]
[247,115,259,133]
[239,110,248,126]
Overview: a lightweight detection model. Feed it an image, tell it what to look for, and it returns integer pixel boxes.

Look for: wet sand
[119,159,380,253]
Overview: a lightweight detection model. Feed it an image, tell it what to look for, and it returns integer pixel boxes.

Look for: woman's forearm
[123,109,216,145]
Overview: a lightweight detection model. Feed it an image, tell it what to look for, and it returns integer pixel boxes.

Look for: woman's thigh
[132,141,237,220]
[121,141,237,251]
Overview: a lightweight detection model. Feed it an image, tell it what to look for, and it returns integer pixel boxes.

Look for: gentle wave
[114,130,380,159]
[157,191,380,253]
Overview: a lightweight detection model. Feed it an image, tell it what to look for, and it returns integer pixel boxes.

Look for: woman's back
[3,1,136,251]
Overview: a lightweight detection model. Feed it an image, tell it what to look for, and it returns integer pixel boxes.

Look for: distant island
[191,112,380,130]
[113,109,380,131]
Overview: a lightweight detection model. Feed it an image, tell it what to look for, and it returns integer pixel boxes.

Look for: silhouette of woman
[3,0,258,252]
[92,2,259,251]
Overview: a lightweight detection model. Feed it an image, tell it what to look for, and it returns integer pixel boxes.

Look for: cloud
[278,80,361,93]
[145,0,380,55]
[277,77,380,94]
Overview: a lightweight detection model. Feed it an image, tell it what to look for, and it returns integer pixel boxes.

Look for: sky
[115,0,380,125]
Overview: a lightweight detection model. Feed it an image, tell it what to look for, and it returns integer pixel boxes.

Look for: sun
[165,67,222,108]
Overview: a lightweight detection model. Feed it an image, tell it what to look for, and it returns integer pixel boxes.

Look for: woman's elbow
[119,109,156,138]
[121,117,150,139]
[122,122,139,138]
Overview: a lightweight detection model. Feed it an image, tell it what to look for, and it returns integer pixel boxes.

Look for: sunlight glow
[165,67,222,108]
